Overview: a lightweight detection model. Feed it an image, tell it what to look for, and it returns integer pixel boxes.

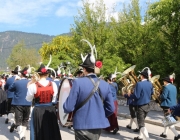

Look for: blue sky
[0,0,158,36]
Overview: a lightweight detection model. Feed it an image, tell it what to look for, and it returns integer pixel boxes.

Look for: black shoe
[5,118,8,124]
[134,136,143,140]
[112,128,119,134]
[10,123,16,133]
[133,128,140,132]
[20,137,26,140]
[160,133,167,138]
[174,135,180,140]
[126,125,131,129]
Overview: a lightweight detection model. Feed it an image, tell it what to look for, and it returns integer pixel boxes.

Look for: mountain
[0,31,56,70]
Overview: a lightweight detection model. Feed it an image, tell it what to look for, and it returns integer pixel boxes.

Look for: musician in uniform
[167,98,180,139]
[8,67,32,139]
[123,90,139,132]
[159,77,180,140]
[169,98,180,119]
[51,69,61,90]
[26,64,61,140]
[63,51,115,140]
[130,70,153,140]
[4,65,20,124]
[104,74,119,134]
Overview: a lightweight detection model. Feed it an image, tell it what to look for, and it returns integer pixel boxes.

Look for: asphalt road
[0,115,179,140]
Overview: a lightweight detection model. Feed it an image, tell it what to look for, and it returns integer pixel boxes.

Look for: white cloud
[74,0,128,21]
[55,6,74,17]
[55,0,127,18]
[0,0,63,25]
[0,0,158,25]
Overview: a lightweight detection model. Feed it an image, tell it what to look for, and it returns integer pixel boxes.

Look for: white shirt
[26,80,58,103]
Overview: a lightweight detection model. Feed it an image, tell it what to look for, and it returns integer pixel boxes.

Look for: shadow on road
[0,115,19,140]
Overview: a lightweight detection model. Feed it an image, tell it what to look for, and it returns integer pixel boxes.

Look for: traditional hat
[162,77,172,83]
[140,67,152,79]
[79,39,97,69]
[79,53,95,69]
[108,74,114,80]
[76,67,83,75]
[20,67,29,76]
[36,55,57,77]
[113,67,122,77]
[36,64,49,75]
[139,70,148,79]
[12,65,21,74]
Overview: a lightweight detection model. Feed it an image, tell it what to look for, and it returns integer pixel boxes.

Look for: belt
[136,103,149,107]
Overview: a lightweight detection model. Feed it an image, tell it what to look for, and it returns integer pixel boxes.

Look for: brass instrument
[32,72,40,82]
[149,75,162,104]
[119,65,138,94]
[30,67,40,82]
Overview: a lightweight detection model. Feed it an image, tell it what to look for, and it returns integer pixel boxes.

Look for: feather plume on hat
[112,67,122,79]
[169,73,175,84]
[80,39,97,64]
[79,39,103,74]
[141,67,152,79]
[79,39,97,69]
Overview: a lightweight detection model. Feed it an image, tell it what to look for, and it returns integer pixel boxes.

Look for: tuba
[149,75,163,105]
[119,65,139,94]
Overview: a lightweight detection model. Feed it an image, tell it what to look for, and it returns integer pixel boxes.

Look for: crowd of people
[0,40,180,140]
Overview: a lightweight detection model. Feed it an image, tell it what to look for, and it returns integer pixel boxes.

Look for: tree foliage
[70,0,129,76]
[110,0,153,72]
[7,41,40,70]
[39,35,80,71]
[147,0,180,90]
[37,0,180,94]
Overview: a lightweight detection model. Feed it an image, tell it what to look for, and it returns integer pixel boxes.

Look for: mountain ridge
[0,30,67,70]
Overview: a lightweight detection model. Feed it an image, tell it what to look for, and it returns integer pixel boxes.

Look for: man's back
[4,76,15,98]
[161,84,177,107]
[132,80,153,105]
[63,74,115,129]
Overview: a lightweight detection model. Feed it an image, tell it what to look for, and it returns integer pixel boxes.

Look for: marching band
[0,40,180,140]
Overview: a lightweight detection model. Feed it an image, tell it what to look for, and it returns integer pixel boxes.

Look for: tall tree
[7,41,40,70]
[111,0,147,69]
[147,0,180,91]
[39,35,80,71]
[71,0,128,76]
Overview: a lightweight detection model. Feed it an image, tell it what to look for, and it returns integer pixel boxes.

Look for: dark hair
[107,74,113,81]
[21,73,28,78]
[84,67,94,73]
[39,73,49,77]
[12,71,18,74]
